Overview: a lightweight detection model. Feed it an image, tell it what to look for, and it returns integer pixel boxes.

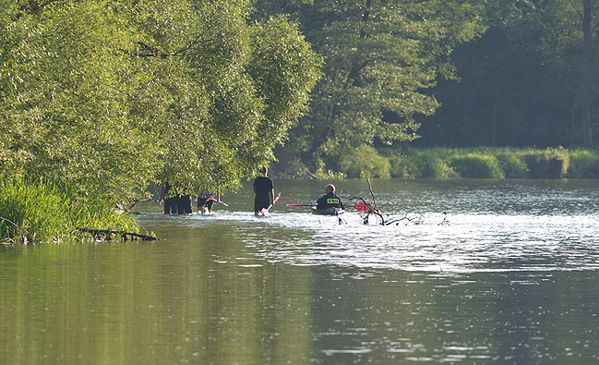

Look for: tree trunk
[581,0,593,147]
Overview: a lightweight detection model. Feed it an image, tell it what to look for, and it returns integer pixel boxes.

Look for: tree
[258,0,485,170]
[416,0,599,149]
[581,0,593,147]
[0,0,320,202]
[1,0,160,201]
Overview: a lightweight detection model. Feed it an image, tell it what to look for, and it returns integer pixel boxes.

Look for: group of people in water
[158,182,216,215]
[159,166,344,216]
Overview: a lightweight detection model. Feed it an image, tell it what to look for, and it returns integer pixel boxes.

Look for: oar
[216,199,229,207]
[285,204,315,208]
[268,192,281,210]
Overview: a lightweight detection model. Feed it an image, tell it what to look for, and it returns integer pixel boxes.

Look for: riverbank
[0,178,141,244]
[276,147,599,180]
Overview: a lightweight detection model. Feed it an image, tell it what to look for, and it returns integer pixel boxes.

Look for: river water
[1,179,599,364]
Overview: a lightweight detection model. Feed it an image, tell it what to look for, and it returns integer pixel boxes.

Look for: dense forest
[256,0,598,174]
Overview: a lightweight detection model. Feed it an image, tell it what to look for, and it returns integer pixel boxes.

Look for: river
[1,179,599,364]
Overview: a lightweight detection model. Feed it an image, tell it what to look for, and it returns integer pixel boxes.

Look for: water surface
[1,179,599,364]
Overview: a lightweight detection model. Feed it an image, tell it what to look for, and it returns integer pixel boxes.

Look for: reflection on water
[1,179,599,364]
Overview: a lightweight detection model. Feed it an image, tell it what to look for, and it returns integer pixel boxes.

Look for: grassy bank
[0,178,140,244]
[279,147,599,179]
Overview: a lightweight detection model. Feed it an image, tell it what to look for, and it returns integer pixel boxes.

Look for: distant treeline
[419,0,598,150]
[257,1,599,173]
[276,147,599,180]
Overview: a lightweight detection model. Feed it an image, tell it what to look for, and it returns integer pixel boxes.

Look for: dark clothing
[197,193,215,212]
[178,195,192,214]
[163,197,176,215]
[253,176,273,212]
[316,193,344,210]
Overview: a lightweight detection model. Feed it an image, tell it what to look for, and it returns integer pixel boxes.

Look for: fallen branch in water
[76,228,158,241]
[0,216,29,244]
[344,179,449,226]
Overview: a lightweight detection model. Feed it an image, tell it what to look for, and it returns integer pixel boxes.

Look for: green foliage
[279,146,599,179]
[421,0,599,148]
[338,145,391,178]
[266,0,486,168]
[496,153,529,178]
[450,154,505,178]
[0,1,321,206]
[388,155,418,179]
[0,178,139,243]
[568,150,599,178]
[519,148,569,178]
[411,151,457,179]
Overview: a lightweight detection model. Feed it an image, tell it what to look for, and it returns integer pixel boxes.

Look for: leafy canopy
[0,0,321,201]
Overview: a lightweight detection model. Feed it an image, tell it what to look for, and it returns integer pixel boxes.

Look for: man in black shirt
[316,184,344,210]
[253,167,274,215]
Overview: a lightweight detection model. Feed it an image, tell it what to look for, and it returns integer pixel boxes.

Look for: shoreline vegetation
[275,147,599,180]
[0,178,149,245]
[3,146,598,244]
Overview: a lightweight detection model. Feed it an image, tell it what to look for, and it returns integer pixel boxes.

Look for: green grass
[0,177,140,243]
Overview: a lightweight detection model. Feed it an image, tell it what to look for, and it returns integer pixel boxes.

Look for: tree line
[256,0,597,174]
[419,0,597,150]
[1,0,596,207]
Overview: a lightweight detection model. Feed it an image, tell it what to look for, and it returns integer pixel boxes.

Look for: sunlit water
[1,179,599,364]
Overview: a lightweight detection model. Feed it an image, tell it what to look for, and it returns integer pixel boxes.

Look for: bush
[496,153,528,178]
[569,150,599,178]
[411,152,457,179]
[520,148,568,178]
[388,154,417,179]
[450,153,505,178]
[0,178,139,243]
[339,145,391,178]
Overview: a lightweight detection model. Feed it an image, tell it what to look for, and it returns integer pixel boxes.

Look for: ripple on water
[168,210,599,273]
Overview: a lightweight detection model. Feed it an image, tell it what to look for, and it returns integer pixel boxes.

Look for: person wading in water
[253,167,274,216]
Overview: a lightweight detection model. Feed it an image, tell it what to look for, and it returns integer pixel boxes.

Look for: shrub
[495,153,528,178]
[569,150,599,178]
[450,153,505,178]
[411,152,457,179]
[520,148,568,178]
[388,154,417,179]
[339,145,391,178]
[0,178,139,243]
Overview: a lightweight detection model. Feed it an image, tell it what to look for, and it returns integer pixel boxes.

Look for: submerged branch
[0,216,28,244]
[344,179,449,226]
[76,228,158,241]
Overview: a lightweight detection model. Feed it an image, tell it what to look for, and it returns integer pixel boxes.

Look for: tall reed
[0,177,139,243]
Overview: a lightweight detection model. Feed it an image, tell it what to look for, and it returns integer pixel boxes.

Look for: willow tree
[0,0,160,201]
[0,0,320,202]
